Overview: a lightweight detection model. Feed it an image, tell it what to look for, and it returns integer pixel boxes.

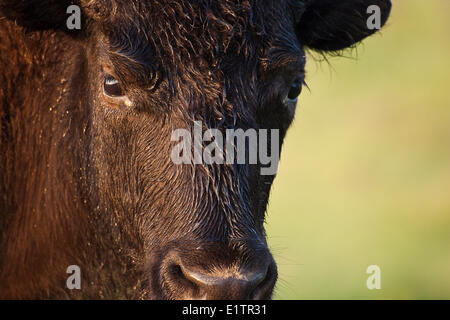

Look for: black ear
[0,0,76,30]
[296,0,392,52]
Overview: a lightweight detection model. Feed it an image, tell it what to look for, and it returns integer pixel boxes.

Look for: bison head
[0,0,391,299]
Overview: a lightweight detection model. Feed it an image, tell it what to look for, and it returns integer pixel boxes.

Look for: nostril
[250,263,277,300]
[160,252,277,300]
[170,264,184,280]
[165,264,201,297]
[171,263,215,289]
[180,265,270,300]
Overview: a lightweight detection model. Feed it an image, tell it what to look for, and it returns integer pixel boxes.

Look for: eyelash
[105,77,119,86]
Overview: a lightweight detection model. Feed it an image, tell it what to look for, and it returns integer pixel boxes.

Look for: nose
[160,248,277,300]
[180,266,269,300]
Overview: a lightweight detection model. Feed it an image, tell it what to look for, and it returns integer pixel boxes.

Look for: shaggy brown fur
[0,0,391,299]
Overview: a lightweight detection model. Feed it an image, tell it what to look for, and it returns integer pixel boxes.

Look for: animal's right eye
[103,75,124,98]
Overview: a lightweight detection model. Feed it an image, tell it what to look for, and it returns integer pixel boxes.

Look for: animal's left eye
[103,75,124,98]
[286,80,302,102]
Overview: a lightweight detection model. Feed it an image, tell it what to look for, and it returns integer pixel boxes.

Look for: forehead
[104,0,303,84]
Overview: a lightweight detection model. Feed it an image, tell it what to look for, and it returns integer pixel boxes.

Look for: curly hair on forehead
[95,0,285,104]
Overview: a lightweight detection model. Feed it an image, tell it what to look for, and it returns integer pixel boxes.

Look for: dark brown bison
[0,0,391,299]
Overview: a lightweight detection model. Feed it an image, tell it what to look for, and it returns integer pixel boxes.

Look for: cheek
[286,100,297,120]
[258,100,296,134]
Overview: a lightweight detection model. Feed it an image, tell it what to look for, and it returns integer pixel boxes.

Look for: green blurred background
[266,0,450,299]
